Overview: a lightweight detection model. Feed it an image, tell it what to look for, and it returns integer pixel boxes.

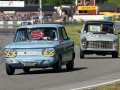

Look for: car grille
[87,41,113,49]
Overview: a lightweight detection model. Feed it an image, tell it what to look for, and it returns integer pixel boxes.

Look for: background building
[75,0,97,15]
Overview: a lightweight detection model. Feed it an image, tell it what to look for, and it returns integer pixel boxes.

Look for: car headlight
[113,39,119,49]
[42,48,55,56]
[5,49,17,58]
[81,37,87,48]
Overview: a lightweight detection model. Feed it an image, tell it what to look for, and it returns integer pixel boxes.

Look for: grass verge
[65,23,83,45]
[88,81,120,90]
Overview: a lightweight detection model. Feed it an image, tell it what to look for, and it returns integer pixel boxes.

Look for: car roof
[85,20,114,24]
[18,24,64,29]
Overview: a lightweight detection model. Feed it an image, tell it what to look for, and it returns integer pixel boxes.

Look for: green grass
[95,81,120,90]
[114,30,120,56]
[65,23,82,45]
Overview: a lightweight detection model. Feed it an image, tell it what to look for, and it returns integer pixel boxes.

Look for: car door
[58,27,67,62]
[61,27,73,61]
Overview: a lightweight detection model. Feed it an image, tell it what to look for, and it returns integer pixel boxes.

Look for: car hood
[5,41,58,49]
[82,32,117,41]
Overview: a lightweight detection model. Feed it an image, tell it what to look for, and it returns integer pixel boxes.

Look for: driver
[102,27,109,32]
[49,30,55,40]
[43,30,55,40]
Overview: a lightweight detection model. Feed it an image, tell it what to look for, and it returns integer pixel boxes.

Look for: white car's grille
[87,41,113,49]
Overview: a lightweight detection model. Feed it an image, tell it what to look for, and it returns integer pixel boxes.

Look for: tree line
[1,0,120,7]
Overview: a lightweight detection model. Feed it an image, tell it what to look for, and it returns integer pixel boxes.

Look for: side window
[58,27,69,40]
[61,27,68,40]
[58,27,63,39]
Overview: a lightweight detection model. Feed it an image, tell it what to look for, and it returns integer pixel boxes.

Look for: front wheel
[80,48,84,59]
[112,51,118,58]
[53,56,62,72]
[6,63,15,75]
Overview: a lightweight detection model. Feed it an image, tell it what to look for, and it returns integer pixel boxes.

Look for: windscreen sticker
[31,30,44,38]
[90,25,101,32]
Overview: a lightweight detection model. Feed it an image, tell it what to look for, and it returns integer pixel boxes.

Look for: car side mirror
[68,37,70,39]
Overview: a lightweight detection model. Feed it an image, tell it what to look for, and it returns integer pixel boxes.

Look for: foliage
[103,0,120,7]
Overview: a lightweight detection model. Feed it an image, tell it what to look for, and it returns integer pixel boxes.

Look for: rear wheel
[112,51,118,58]
[53,56,62,72]
[80,48,84,59]
[23,68,30,73]
[6,63,15,75]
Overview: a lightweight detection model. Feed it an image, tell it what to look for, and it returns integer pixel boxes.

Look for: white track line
[70,79,120,90]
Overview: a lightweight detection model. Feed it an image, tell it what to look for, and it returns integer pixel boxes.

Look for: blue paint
[13,21,17,24]
[3,21,8,25]
[104,16,111,21]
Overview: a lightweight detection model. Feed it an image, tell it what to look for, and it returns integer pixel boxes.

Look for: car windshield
[14,27,58,42]
[84,23,114,34]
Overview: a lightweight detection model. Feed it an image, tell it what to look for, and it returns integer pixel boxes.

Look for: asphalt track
[0,28,120,90]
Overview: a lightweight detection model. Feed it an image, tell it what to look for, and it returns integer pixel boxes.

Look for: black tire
[66,53,75,70]
[23,68,30,73]
[6,63,15,75]
[112,51,118,58]
[53,56,62,72]
[66,59,74,70]
[80,48,84,59]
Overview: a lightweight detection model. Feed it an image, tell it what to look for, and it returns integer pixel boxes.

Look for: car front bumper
[5,56,57,68]
[83,48,118,52]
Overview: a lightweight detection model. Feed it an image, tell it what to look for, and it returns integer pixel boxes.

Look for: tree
[104,0,120,7]
[96,0,107,4]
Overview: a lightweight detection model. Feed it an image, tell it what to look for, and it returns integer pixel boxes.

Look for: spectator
[0,12,40,21]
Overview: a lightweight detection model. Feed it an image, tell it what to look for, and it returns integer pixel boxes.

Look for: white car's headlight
[113,39,119,49]
[81,37,87,48]
[5,49,17,58]
[42,48,55,56]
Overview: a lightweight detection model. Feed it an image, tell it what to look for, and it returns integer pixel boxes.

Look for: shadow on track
[14,67,88,75]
